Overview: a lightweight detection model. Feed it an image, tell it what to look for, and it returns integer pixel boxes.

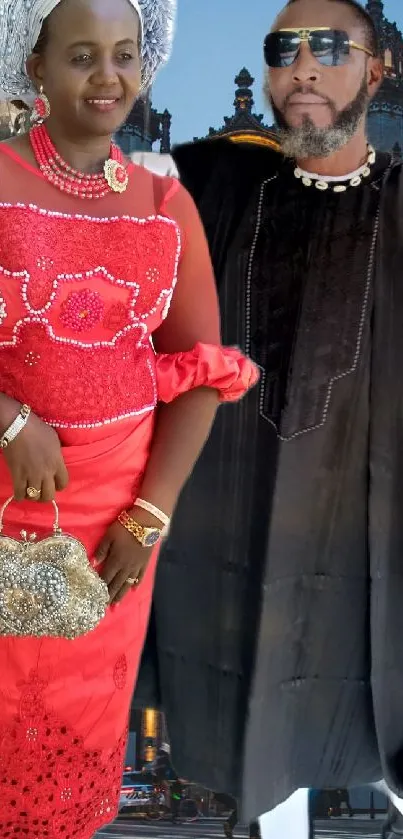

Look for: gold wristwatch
[118,511,163,548]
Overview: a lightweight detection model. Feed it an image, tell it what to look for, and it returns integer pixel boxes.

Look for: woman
[0,0,258,835]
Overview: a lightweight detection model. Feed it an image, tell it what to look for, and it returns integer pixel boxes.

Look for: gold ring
[26,486,41,499]
[126,576,140,586]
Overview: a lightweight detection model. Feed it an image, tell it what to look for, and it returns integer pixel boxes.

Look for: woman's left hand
[95,522,153,605]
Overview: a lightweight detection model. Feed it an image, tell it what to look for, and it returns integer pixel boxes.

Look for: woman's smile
[84,96,121,112]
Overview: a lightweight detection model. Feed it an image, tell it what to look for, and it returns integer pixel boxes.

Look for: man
[151,743,175,784]
[169,775,183,823]
[213,792,261,839]
[134,0,403,832]
[335,788,354,818]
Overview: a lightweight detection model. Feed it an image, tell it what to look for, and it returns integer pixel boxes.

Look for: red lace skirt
[0,417,157,838]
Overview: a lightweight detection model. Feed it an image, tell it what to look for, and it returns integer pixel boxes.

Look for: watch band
[134,498,170,529]
[118,511,162,548]
[0,404,31,450]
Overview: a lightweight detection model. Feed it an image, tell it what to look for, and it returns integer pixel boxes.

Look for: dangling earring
[31,85,50,124]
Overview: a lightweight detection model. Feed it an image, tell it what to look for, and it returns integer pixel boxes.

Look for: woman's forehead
[48,0,140,35]
[0,0,174,99]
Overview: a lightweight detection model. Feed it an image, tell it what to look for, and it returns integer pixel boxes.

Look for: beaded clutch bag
[0,497,109,639]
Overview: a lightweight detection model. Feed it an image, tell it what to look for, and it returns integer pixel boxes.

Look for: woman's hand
[1,397,69,502]
[95,521,153,605]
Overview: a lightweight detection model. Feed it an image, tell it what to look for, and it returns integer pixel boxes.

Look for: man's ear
[367,56,384,99]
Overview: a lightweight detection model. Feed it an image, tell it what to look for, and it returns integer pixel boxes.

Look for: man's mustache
[282,86,333,108]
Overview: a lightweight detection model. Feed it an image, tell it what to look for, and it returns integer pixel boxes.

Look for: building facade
[0,89,171,153]
[366,0,403,155]
[114,89,172,155]
[0,101,29,140]
[129,705,169,768]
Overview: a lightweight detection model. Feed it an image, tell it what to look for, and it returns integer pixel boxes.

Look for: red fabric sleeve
[153,182,259,402]
[156,342,259,403]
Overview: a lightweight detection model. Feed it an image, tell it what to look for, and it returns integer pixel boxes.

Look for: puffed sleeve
[156,342,258,403]
[153,180,259,403]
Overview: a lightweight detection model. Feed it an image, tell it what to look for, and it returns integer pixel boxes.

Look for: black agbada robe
[134,138,403,821]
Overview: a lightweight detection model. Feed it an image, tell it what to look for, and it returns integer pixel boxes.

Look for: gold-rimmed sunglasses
[264,27,374,68]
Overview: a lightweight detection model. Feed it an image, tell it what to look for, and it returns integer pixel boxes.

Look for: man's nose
[292,43,321,83]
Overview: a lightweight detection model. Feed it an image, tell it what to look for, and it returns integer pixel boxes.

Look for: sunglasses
[264,27,373,68]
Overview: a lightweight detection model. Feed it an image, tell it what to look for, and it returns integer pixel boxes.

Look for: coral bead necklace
[30,123,129,199]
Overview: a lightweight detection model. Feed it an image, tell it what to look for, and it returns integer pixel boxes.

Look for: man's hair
[285,0,380,57]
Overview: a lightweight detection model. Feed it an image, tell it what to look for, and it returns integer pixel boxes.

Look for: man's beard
[267,76,369,159]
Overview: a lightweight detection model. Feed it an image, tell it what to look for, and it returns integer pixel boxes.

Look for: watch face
[144,530,161,548]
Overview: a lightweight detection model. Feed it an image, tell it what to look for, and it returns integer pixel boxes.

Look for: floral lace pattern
[0,671,127,838]
[3,321,158,428]
[0,204,181,428]
[113,654,128,690]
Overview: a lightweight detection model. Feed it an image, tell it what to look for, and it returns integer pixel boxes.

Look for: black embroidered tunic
[135,140,399,821]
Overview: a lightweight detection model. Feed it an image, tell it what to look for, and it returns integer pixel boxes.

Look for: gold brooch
[104,159,129,193]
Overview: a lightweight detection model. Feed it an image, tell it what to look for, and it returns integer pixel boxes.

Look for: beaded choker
[30,124,129,200]
[294,144,376,193]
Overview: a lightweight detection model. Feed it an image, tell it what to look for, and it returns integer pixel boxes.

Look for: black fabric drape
[134,140,403,821]
[369,159,403,798]
[135,140,282,800]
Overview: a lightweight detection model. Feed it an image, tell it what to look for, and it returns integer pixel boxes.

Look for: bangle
[0,404,31,449]
[134,497,171,529]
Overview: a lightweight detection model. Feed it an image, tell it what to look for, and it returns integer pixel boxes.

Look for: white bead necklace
[294,145,376,193]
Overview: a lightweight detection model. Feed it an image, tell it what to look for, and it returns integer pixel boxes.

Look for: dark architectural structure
[0,87,171,153]
[115,88,172,155]
[200,67,279,150]
[367,0,403,155]
[0,101,29,139]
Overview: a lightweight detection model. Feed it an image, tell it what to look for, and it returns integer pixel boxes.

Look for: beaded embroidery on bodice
[0,203,181,428]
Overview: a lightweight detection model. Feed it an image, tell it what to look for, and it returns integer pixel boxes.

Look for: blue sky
[152,0,403,146]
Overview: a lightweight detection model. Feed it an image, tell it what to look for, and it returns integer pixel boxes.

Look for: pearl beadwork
[25,351,40,366]
[0,297,6,325]
[36,256,54,271]
[146,266,160,283]
[0,201,182,429]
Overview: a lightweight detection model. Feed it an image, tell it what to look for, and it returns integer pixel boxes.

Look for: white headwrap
[0,0,176,100]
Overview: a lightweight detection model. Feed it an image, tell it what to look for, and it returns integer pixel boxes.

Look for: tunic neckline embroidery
[245,172,385,440]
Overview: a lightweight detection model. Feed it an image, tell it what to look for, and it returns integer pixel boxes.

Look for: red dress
[0,145,258,838]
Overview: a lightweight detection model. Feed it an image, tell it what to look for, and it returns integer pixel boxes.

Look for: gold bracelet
[118,511,145,541]
[118,511,163,549]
